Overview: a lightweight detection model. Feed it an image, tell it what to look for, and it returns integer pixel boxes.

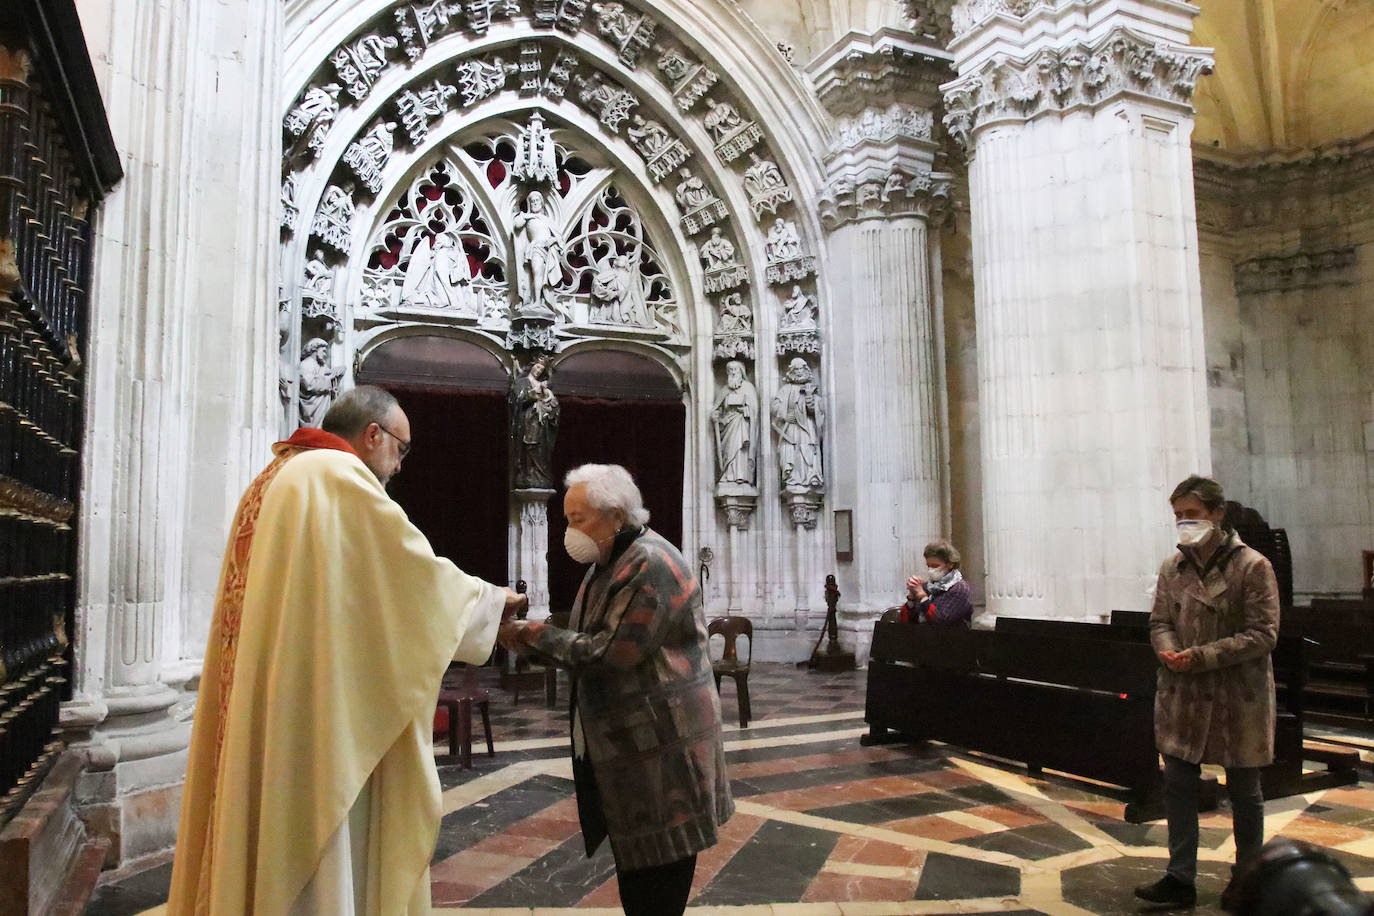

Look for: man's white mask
[1176,519,1215,547]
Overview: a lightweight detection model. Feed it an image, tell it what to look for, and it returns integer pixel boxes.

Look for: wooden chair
[436,663,493,769]
[708,615,753,728]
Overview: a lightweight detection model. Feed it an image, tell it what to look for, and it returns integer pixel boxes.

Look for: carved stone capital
[942,27,1213,150]
[784,492,824,530]
[819,166,953,229]
[715,489,757,530]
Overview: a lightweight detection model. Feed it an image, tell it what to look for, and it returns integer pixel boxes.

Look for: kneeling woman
[900,540,973,627]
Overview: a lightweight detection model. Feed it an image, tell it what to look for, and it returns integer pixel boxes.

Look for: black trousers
[616,853,697,916]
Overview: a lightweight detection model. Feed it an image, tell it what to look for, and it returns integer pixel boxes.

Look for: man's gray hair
[565,463,650,527]
[322,385,400,439]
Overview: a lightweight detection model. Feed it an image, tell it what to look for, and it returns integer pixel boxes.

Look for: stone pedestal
[510,488,554,621]
[943,0,1214,619]
[715,486,756,613]
[785,492,824,618]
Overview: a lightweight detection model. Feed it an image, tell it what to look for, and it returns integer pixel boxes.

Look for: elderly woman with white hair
[498,463,733,916]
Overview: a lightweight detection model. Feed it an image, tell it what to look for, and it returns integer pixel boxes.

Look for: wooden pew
[1279,606,1374,724]
[865,620,1177,822]
[865,618,1357,824]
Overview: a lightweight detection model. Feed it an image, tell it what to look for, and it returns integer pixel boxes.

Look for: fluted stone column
[809,30,953,659]
[63,0,282,865]
[943,0,1213,619]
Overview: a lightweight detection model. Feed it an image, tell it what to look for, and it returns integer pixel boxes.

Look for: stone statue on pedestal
[712,360,758,488]
[512,190,563,314]
[511,355,560,488]
[772,357,825,492]
[298,338,343,428]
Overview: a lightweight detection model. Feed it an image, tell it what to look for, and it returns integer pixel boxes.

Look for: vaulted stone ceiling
[1192,0,1374,157]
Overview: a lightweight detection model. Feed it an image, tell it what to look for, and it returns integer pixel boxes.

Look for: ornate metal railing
[0,0,120,828]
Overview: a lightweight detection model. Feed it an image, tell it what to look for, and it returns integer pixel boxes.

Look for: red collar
[272,426,359,458]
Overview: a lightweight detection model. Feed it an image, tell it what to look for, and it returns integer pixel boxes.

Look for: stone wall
[1197,145,1374,599]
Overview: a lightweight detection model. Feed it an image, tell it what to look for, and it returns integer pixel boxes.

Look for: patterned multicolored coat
[512,527,734,870]
[1148,530,1281,769]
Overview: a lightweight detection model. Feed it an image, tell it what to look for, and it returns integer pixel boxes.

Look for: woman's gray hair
[922,539,961,569]
[565,463,650,527]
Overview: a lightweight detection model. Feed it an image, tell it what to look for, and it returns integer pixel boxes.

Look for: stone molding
[951,0,1047,37]
[942,26,1212,149]
[809,28,952,119]
[902,0,956,46]
[1233,247,1357,295]
[1194,145,1374,238]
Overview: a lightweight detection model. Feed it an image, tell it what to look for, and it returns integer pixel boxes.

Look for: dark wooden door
[546,397,685,616]
[387,387,510,586]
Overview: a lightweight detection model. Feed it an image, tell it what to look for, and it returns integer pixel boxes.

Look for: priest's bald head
[322,385,411,487]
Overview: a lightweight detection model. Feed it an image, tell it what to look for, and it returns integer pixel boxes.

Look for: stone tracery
[280,0,832,579]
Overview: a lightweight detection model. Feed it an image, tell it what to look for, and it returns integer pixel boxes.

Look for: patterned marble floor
[87,662,1374,916]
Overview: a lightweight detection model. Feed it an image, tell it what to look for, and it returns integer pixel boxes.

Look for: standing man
[499,464,733,916]
[168,386,525,915]
[1135,475,1280,911]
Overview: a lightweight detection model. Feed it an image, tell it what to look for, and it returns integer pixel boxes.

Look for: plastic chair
[436,663,493,769]
[708,615,753,727]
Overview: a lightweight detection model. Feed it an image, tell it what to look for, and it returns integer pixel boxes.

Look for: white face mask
[1176,519,1215,547]
[926,566,948,581]
[564,526,603,564]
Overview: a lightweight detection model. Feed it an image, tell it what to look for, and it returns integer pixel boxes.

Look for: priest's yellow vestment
[167,428,504,915]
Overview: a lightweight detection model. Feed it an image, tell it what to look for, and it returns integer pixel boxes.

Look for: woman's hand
[498,620,528,654]
[1158,648,1196,672]
[906,574,927,601]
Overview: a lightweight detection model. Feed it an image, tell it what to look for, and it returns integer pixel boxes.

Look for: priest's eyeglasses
[375,423,411,459]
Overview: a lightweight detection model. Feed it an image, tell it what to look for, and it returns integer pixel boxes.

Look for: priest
[167,385,524,915]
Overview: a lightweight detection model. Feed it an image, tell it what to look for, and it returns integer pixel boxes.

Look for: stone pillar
[511,488,554,621]
[942,0,1213,619]
[809,30,953,656]
[717,495,755,613]
[786,496,824,623]
[63,0,283,866]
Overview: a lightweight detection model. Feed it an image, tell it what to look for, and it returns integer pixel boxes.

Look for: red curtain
[378,385,684,614]
[386,387,511,586]
[547,396,685,614]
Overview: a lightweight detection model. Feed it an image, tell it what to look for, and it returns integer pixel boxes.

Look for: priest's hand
[502,588,529,621]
